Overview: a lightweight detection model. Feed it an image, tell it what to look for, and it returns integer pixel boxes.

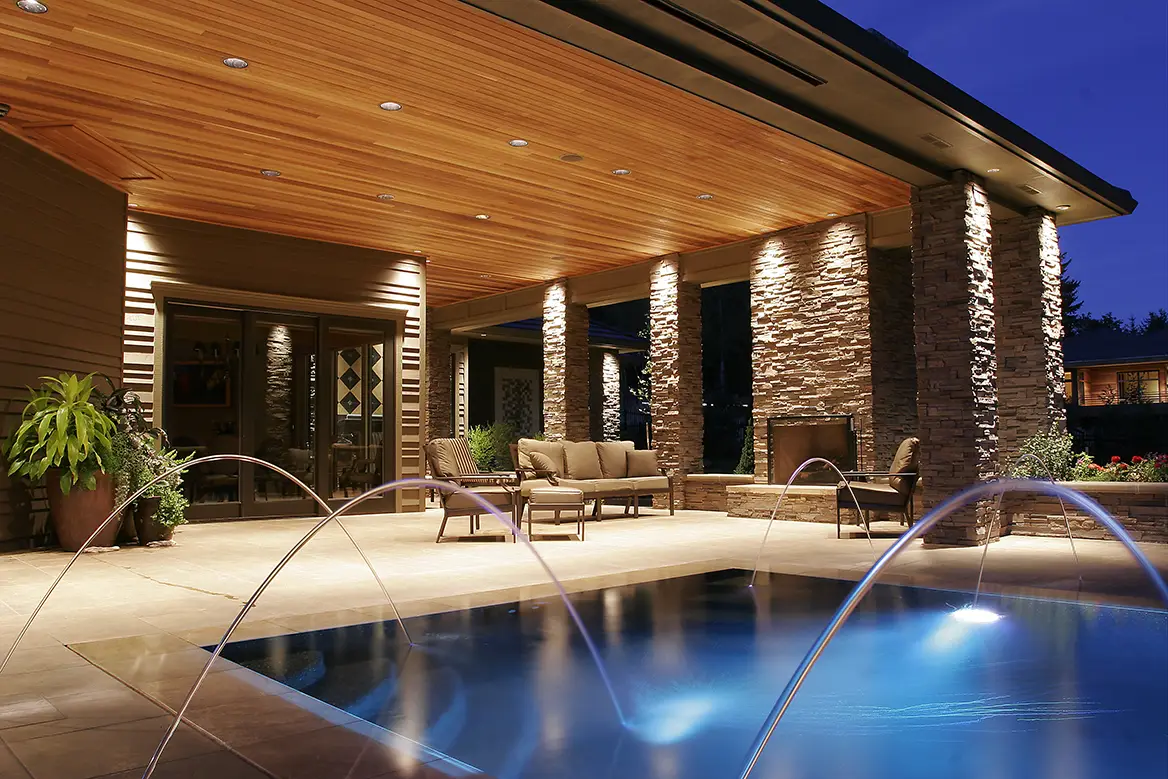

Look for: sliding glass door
[163,302,397,520]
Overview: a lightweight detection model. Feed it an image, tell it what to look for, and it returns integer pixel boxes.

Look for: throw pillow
[596,441,633,478]
[529,451,558,474]
[626,449,659,477]
[562,441,603,480]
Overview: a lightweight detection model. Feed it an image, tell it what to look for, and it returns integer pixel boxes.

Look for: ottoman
[526,487,586,541]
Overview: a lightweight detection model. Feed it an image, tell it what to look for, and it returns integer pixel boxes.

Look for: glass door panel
[247,314,318,513]
[324,324,391,508]
[164,304,243,520]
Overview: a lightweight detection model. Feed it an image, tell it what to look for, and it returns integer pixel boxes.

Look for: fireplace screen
[767,414,857,485]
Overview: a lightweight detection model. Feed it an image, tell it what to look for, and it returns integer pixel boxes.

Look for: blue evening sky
[824,0,1168,320]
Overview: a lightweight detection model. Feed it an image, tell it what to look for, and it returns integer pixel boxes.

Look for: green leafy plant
[5,374,115,494]
[1009,424,1078,481]
[734,418,755,475]
[1068,452,1168,483]
[467,422,517,471]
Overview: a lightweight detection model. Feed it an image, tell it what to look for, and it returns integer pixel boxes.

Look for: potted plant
[134,445,191,544]
[4,374,119,551]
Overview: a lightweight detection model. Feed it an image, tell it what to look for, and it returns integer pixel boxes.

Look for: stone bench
[725,483,837,522]
[684,473,756,511]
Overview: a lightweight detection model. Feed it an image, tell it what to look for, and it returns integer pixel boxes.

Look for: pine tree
[1060,253,1083,336]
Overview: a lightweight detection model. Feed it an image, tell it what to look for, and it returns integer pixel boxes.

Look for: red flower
[1111,456,1122,464]
[1132,455,1144,464]
[1090,463,1104,471]
[1118,462,1128,469]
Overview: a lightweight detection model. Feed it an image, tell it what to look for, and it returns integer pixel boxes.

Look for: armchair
[425,437,518,543]
[836,437,920,538]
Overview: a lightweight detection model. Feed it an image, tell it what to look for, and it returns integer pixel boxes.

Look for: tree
[1141,309,1168,334]
[1060,253,1083,336]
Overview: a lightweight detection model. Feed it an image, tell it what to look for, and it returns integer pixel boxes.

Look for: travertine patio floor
[2,506,1166,778]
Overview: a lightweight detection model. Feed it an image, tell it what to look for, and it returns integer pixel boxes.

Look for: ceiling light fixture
[611,169,631,176]
[128,203,140,208]
[378,101,403,111]
[260,169,281,177]
[15,0,48,13]
[376,193,394,201]
[696,193,714,201]
[827,212,839,218]
[480,274,491,278]
[222,57,249,69]
[1055,204,1071,211]
[986,168,1000,173]
[508,139,529,147]
[413,249,422,253]
[559,153,584,163]
[474,214,490,220]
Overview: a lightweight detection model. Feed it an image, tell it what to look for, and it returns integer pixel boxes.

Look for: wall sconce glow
[378,101,403,111]
[950,606,1002,624]
[16,0,48,13]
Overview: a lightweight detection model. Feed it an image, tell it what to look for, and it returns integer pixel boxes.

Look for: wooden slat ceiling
[0,0,910,306]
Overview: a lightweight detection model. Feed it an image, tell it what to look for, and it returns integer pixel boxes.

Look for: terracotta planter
[133,496,174,544]
[46,470,120,552]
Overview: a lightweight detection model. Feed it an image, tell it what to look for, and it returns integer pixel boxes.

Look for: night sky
[825,0,1168,320]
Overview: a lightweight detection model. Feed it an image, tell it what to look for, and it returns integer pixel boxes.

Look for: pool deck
[2,507,1167,778]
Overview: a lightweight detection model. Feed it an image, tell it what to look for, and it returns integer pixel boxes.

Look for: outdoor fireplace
[766,414,857,485]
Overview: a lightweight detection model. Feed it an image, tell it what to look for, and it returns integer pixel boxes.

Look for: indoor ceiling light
[378,101,403,111]
[376,193,394,201]
[1056,204,1071,211]
[508,139,529,147]
[15,0,48,13]
[986,168,1000,173]
[222,57,249,69]
[611,169,631,176]
[260,169,281,177]
[474,213,490,220]
[696,193,714,200]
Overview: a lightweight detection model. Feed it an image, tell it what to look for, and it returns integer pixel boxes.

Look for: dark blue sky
[825,0,1168,320]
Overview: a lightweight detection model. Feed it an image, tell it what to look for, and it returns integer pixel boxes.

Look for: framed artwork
[172,362,231,407]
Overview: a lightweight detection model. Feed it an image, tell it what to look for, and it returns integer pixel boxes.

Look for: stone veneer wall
[1002,483,1168,544]
[868,247,919,470]
[750,216,874,479]
[685,474,755,511]
[993,210,1065,463]
[543,280,590,440]
[912,172,999,545]
[425,313,452,442]
[725,484,837,523]
[650,256,704,479]
[264,325,293,449]
[601,350,621,441]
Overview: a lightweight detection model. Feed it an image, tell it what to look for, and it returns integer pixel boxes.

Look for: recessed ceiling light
[480,274,491,278]
[128,203,140,208]
[696,193,714,200]
[474,214,490,220]
[827,212,839,217]
[376,193,394,201]
[413,249,422,253]
[611,169,631,176]
[15,0,48,13]
[260,169,281,177]
[1055,204,1071,211]
[508,139,529,147]
[559,153,584,163]
[222,57,249,69]
[986,168,1000,173]
[378,101,403,112]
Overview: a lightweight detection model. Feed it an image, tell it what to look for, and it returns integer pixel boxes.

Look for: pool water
[217,570,1168,779]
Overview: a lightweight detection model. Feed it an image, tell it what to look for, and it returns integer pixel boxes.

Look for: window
[1117,370,1160,403]
[1063,370,1073,402]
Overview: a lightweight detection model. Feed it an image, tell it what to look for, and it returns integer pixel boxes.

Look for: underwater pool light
[950,606,1002,624]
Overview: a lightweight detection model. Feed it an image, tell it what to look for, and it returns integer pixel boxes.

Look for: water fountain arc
[749,457,877,587]
[0,453,411,677]
[738,479,1168,779]
[141,476,627,779]
[974,453,1082,606]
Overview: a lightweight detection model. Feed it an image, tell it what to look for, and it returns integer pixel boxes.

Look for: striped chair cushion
[451,437,480,476]
[428,437,480,477]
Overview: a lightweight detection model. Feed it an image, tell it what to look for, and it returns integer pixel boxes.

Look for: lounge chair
[836,437,920,538]
[425,437,518,542]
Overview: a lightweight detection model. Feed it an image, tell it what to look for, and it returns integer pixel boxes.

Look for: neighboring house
[1064,330,1168,458]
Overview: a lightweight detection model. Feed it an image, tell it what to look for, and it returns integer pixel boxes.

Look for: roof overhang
[467,0,1136,224]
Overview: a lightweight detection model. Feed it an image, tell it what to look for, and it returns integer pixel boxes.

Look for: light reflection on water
[219,571,1168,779]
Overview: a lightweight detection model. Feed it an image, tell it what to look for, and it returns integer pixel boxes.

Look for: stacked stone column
[912,171,999,545]
[542,280,590,440]
[601,350,621,441]
[993,210,1064,462]
[649,256,703,482]
[424,311,452,442]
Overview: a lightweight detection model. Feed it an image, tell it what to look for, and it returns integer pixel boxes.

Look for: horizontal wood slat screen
[0,131,126,547]
[124,213,426,510]
[0,0,907,306]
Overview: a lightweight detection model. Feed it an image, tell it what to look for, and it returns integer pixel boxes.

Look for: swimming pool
[217,570,1168,778]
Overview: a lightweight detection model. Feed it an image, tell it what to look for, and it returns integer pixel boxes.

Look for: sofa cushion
[626,449,659,477]
[427,439,460,477]
[596,441,635,478]
[629,476,669,492]
[588,478,635,496]
[529,451,558,473]
[519,478,554,497]
[888,437,920,495]
[528,486,585,505]
[518,438,566,476]
[444,486,513,511]
[563,441,603,480]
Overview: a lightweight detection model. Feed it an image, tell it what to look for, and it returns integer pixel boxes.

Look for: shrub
[1009,424,1077,480]
[734,419,755,475]
[1068,452,1168,483]
[467,422,516,472]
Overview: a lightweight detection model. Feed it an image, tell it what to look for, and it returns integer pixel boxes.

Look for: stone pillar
[993,210,1064,462]
[750,216,873,481]
[543,280,590,440]
[425,313,452,441]
[650,256,703,479]
[601,350,621,441]
[451,340,470,438]
[264,324,293,449]
[912,171,999,545]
